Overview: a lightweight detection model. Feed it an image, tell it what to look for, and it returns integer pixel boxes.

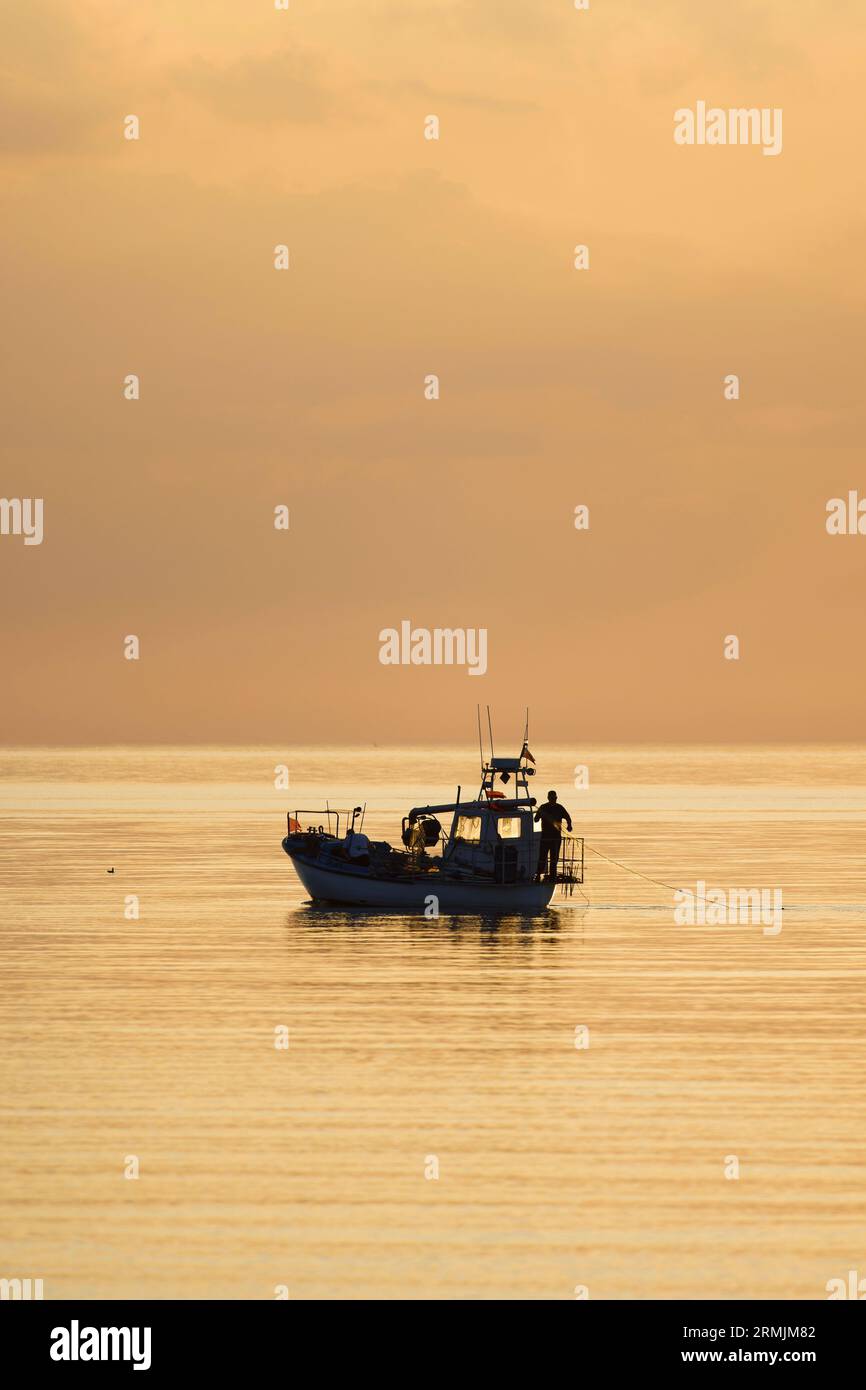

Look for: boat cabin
[407,753,545,884]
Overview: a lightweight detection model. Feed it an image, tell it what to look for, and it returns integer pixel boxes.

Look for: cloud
[175,50,345,127]
[0,78,102,154]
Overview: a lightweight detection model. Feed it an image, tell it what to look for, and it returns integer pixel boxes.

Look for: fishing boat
[281,740,584,913]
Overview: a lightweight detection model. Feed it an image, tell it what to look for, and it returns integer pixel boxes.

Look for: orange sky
[2,0,865,743]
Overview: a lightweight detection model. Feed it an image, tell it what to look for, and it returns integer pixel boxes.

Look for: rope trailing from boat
[585,843,684,895]
[584,847,866,913]
[583,845,861,911]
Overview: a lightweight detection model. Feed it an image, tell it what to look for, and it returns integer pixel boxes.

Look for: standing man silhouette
[534,790,573,881]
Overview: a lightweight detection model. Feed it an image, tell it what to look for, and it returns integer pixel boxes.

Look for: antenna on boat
[523,706,529,753]
[476,705,484,774]
[487,705,494,760]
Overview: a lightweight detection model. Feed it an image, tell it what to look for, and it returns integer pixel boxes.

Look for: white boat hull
[287,852,557,914]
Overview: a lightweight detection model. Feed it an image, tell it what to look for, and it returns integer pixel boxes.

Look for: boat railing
[288,809,342,838]
[556,835,585,893]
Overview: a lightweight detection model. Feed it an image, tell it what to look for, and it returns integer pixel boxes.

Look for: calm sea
[1,745,864,1300]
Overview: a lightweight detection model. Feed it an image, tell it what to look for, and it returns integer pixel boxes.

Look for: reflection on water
[288,902,577,932]
[0,745,864,1300]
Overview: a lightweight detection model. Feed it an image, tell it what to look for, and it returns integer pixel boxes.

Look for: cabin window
[455,815,482,843]
[497,817,522,839]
